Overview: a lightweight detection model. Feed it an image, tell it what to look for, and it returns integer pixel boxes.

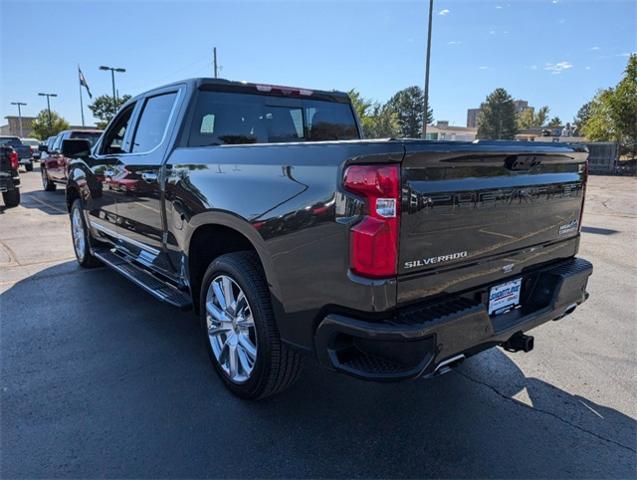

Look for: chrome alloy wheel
[205,275,258,383]
[71,207,86,262]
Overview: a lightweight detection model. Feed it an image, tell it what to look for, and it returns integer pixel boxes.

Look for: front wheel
[41,167,56,191]
[200,251,302,399]
[2,189,20,208]
[70,200,101,268]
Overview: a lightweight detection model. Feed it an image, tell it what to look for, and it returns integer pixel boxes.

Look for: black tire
[70,199,101,268]
[25,162,34,172]
[200,251,302,399]
[42,167,56,191]
[2,189,20,208]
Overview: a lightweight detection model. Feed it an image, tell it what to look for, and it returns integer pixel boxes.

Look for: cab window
[100,104,135,155]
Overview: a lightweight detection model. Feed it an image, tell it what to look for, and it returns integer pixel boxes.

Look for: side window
[264,106,304,142]
[131,92,177,153]
[52,134,64,152]
[100,104,135,155]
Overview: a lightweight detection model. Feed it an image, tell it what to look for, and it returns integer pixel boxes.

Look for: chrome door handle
[141,172,158,182]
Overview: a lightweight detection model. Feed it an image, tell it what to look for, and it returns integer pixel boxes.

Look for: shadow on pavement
[1,261,635,479]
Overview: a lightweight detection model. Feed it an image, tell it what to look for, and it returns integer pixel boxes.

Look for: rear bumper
[315,257,592,381]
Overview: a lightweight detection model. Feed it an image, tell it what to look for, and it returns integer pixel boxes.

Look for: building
[0,116,37,137]
[467,99,534,128]
[426,121,477,141]
[466,108,482,129]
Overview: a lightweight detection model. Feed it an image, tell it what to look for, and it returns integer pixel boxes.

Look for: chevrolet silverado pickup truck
[63,78,592,399]
[40,129,102,191]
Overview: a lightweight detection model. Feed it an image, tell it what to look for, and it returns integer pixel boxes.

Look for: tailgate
[399,141,587,291]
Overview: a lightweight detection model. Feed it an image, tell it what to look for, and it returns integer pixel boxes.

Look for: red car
[40,129,102,191]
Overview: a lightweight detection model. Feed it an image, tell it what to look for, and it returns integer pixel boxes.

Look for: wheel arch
[185,212,279,314]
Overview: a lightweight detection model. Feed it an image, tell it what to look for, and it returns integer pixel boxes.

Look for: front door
[85,103,137,244]
[114,89,181,277]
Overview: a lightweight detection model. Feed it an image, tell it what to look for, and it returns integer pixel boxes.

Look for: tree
[88,94,131,128]
[476,88,518,140]
[348,89,400,138]
[573,101,592,134]
[583,54,637,158]
[547,117,562,128]
[385,86,433,138]
[517,105,550,129]
[31,110,70,140]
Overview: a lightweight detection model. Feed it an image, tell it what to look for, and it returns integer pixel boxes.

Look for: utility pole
[422,0,434,139]
[99,65,126,102]
[10,102,27,137]
[213,47,218,78]
[38,93,57,133]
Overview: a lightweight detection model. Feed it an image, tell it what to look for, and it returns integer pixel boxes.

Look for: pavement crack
[456,370,637,454]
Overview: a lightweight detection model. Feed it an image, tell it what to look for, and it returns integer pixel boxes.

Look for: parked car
[40,129,102,191]
[0,136,33,171]
[0,146,21,207]
[63,78,593,399]
[20,137,42,160]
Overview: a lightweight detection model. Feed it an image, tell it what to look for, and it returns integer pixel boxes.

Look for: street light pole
[99,65,126,103]
[422,0,434,139]
[10,101,27,137]
[38,93,58,133]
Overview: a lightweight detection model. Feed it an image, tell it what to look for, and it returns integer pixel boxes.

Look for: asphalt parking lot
[1,167,636,479]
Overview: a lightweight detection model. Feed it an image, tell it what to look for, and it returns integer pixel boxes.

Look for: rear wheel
[41,167,56,191]
[200,251,302,399]
[70,200,101,268]
[2,189,20,208]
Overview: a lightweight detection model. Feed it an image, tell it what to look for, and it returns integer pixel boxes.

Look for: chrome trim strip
[90,221,161,256]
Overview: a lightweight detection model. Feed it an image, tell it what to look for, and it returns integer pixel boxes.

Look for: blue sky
[1,0,635,128]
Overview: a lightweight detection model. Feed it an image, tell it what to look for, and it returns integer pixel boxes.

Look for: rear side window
[131,92,178,153]
[189,91,358,146]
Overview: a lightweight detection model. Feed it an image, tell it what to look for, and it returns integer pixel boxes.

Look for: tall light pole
[38,93,57,132]
[422,0,434,139]
[213,47,218,78]
[99,65,126,102]
[10,101,27,137]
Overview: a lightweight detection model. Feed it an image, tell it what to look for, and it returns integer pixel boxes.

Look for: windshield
[21,139,40,146]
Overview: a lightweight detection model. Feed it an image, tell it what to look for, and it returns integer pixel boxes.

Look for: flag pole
[78,65,85,127]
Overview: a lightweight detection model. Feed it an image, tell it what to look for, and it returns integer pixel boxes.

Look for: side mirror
[38,144,48,153]
[61,138,91,158]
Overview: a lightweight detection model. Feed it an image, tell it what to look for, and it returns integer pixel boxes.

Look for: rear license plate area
[488,278,522,316]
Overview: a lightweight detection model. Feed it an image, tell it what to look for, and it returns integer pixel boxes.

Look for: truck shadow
[1,261,634,479]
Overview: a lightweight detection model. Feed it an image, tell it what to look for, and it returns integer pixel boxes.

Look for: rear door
[113,87,182,277]
[399,141,587,279]
[47,134,65,181]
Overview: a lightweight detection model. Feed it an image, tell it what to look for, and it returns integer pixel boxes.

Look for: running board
[93,249,193,311]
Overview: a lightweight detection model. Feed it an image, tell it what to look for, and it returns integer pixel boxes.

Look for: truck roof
[141,77,352,104]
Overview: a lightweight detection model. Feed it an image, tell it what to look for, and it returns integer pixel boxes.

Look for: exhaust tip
[565,303,577,315]
[433,354,466,376]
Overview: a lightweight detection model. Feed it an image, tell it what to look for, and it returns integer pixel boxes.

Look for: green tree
[573,101,592,134]
[88,94,131,128]
[385,86,433,138]
[348,89,400,138]
[517,105,550,129]
[583,55,637,159]
[547,116,562,128]
[31,110,70,140]
[477,88,518,139]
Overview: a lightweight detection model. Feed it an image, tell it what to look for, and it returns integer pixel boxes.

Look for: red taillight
[9,150,19,170]
[344,164,400,278]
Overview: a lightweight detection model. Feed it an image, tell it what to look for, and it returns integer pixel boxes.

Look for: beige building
[426,121,477,141]
[0,116,37,137]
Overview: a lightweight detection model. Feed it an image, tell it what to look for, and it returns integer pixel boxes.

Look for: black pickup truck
[0,146,21,207]
[63,78,592,399]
